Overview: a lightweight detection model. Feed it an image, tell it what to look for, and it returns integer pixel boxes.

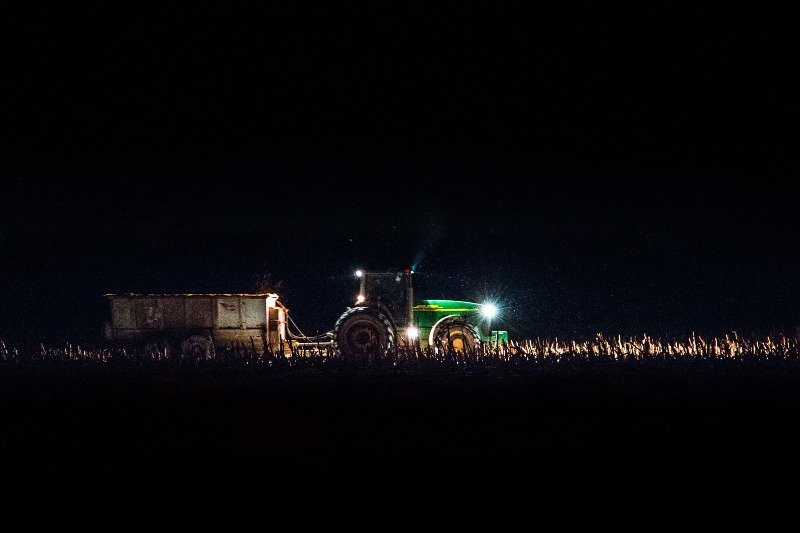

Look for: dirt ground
[1,366,799,528]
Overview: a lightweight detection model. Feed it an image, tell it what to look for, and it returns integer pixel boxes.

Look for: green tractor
[333,269,508,355]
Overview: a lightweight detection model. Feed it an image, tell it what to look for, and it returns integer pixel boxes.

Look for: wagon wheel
[180,335,215,361]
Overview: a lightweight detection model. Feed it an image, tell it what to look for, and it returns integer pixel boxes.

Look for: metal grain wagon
[104,293,287,358]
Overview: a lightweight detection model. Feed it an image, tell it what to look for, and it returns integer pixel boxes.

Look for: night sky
[3,7,799,341]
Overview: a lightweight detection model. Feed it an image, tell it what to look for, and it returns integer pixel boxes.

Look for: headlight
[407,326,419,340]
[480,303,498,319]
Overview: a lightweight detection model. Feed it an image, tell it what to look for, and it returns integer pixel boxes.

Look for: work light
[480,303,498,319]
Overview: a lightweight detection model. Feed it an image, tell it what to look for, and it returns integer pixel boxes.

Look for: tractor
[333,269,508,355]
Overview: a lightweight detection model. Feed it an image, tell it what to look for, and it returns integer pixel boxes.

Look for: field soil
[1,366,799,527]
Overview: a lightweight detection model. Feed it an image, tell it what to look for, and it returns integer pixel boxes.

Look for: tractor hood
[413,300,482,329]
[414,300,481,311]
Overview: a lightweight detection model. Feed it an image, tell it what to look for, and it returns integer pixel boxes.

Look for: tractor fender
[427,314,462,346]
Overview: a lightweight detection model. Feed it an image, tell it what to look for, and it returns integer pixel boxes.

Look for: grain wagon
[104,293,287,358]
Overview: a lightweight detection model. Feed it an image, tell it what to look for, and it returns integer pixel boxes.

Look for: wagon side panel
[186,298,214,329]
[215,297,241,329]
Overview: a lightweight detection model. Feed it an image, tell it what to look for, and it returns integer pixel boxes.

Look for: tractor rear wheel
[334,307,395,357]
[431,317,481,353]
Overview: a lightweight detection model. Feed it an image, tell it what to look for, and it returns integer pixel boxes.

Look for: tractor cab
[356,269,413,328]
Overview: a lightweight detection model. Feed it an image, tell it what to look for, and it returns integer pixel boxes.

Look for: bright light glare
[356,294,365,303]
[407,326,419,340]
[481,303,498,319]
[355,269,364,278]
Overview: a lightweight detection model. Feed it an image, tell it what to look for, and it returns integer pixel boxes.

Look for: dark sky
[2,7,799,340]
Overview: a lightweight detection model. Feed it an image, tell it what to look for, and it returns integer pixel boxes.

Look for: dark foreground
[2,361,800,528]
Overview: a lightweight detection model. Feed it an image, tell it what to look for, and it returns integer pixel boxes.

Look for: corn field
[3,332,800,372]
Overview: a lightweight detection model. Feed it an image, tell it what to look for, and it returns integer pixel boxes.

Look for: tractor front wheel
[431,317,481,353]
